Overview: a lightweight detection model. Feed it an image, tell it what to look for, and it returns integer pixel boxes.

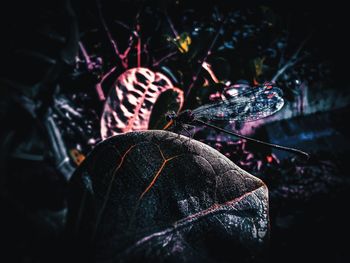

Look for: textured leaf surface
[67,130,269,262]
[100,68,184,139]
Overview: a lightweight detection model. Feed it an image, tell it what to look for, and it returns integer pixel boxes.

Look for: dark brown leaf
[67,130,269,262]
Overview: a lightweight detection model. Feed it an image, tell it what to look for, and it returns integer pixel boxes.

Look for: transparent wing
[192,85,284,122]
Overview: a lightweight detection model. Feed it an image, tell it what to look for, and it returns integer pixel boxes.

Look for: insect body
[165,84,309,159]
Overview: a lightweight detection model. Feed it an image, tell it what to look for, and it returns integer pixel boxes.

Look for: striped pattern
[101,67,184,139]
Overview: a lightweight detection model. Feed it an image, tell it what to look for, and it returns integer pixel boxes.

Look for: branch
[153,51,177,67]
[96,66,117,101]
[272,36,310,82]
[165,12,179,39]
[78,42,93,70]
[136,23,141,67]
[96,0,127,68]
[185,16,228,99]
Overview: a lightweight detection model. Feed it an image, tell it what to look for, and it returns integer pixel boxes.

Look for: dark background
[0,1,349,262]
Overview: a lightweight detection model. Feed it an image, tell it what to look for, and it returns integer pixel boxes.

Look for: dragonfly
[164,83,309,159]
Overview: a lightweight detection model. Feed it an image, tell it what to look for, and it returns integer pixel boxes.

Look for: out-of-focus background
[0,0,349,262]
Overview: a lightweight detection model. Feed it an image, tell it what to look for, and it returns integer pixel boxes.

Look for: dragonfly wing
[192,86,284,122]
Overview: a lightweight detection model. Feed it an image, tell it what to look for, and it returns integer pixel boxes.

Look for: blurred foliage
[72,0,335,116]
[0,0,342,166]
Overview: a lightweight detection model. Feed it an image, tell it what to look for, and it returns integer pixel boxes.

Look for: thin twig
[78,42,93,70]
[136,23,141,67]
[153,51,177,67]
[165,12,179,38]
[113,11,143,68]
[96,0,127,68]
[272,35,311,82]
[79,41,107,101]
[114,20,138,37]
[96,66,117,101]
[185,17,228,99]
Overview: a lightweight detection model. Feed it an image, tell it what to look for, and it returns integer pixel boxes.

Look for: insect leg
[182,125,194,141]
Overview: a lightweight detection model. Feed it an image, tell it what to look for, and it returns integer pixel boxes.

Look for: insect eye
[166,113,175,121]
